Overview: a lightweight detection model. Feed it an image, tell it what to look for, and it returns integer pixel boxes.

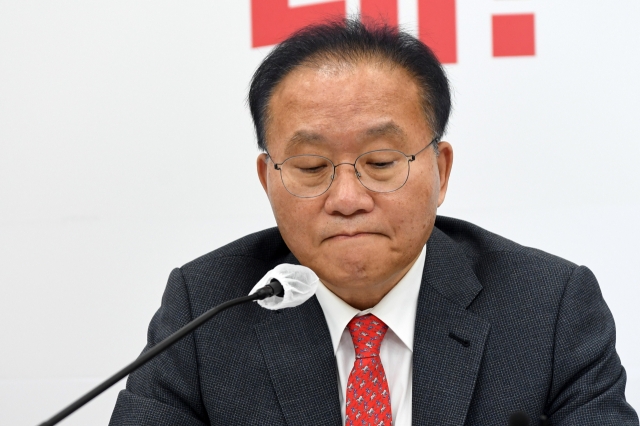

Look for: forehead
[265,60,429,155]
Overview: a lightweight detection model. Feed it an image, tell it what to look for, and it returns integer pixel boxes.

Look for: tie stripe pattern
[345,314,392,426]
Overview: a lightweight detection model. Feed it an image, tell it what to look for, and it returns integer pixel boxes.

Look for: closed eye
[297,165,327,173]
[367,161,396,169]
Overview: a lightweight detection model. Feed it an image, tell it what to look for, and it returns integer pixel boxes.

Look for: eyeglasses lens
[278,151,410,198]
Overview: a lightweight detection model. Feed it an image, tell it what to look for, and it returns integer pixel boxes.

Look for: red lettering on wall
[251,0,346,48]
[418,0,457,64]
[361,0,398,27]
[492,14,535,57]
[251,1,536,63]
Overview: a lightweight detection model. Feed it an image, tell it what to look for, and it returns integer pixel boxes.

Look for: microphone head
[249,264,319,310]
[267,279,285,297]
[508,411,530,426]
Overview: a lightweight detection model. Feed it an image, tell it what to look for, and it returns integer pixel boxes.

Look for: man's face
[257,60,453,307]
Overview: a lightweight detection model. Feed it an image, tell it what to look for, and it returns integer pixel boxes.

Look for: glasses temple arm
[264,151,282,170]
[409,137,440,160]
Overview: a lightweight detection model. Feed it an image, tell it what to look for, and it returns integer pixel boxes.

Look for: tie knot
[347,314,388,358]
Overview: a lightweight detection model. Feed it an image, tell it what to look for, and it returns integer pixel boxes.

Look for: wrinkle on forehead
[263,55,402,146]
[264,56,429,152]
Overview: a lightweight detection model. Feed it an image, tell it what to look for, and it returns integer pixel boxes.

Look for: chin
[309,247,391,288]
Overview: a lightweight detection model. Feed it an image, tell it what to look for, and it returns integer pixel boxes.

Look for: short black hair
[248,19,451,151]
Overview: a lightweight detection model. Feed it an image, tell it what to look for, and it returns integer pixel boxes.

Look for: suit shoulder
[180,227,292,275]
[169,228,294,309]
[434,215,576,270]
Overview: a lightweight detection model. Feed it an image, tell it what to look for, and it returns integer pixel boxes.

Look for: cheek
[388,167,439,235]
[386,196,429,236]
[267,180,323,248]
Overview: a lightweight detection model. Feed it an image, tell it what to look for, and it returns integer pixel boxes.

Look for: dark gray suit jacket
[110,216,638,425]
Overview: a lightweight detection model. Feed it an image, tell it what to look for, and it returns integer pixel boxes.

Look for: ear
[257,153,270,194]
[435,142,453,207]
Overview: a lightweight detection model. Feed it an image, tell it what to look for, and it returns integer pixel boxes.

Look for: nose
[323,163,374,216]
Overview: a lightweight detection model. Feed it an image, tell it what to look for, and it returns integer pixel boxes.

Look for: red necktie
[345,314,393,426]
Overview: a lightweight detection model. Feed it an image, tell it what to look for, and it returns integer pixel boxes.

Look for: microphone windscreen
[249,264,319,310]
[508,411,530,426]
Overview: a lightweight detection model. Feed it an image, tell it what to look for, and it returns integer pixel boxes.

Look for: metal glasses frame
[268,138,439,198]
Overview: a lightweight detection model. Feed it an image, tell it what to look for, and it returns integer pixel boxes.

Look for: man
[110,20,638,425]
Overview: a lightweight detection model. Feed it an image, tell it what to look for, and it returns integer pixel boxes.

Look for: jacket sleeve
[109,268,208,426]
[547,265,639,424]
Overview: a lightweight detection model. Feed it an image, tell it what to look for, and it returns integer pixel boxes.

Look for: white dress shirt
[315,245,426,426]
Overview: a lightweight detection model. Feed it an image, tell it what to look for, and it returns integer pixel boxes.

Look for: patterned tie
[345,314,392,426]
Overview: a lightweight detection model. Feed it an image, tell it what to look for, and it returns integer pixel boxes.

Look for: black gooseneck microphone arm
[38,280,285,426]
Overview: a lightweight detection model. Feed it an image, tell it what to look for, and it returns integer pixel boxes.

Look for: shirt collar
[315,244,426,354]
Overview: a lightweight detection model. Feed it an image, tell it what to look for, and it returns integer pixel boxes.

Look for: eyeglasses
[268,138,438,198]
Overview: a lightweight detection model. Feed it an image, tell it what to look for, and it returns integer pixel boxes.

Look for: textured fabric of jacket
[110,216,639,425]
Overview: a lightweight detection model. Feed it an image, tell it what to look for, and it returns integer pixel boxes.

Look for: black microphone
[37,279,285,426]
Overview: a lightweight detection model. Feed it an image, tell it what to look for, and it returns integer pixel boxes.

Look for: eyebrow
[363,122,406,139]
[284,130,326,154]
[290,130,325,144]
[283,121,407,155]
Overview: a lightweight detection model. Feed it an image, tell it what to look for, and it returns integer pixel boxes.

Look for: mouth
[324,232,381,241]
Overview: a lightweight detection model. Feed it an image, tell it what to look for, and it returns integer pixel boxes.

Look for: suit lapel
[412,227,491,426]
[254,296,342,426]
[257,229,489,425]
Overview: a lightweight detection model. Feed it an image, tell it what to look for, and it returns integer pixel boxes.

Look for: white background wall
[1,1,638,424]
